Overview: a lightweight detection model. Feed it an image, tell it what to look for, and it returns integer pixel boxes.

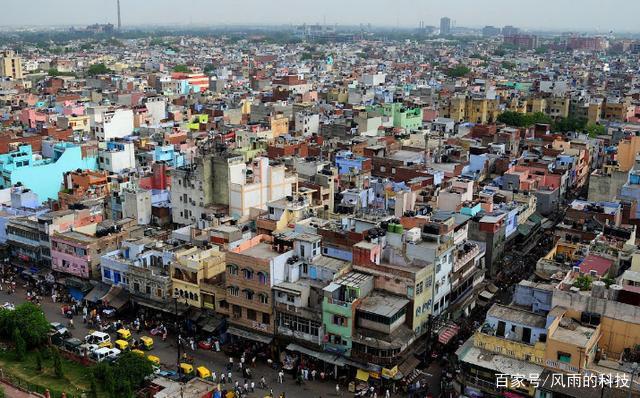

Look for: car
[50,322,70,337]
[1,302,15,311]
[85,331,112,348]
[90,347,121,363]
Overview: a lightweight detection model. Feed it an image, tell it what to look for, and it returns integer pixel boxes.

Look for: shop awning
[101,285,130,310]
[438,324,460,345]
[226,326,272,344]
[132,296,189,315]
[69,288,85,301]
[398,355,420,378]
[355,369,370,381]
[84,283,110,303]
[198,316,224,333]
[285,343,347,367]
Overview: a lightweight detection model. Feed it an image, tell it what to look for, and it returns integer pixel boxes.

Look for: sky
[0,0,635,32]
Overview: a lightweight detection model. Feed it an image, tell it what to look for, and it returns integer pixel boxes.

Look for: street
[3,284,417,398]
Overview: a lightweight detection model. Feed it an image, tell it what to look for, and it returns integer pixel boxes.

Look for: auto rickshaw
[116,328,132,341]
[114,339,129,351]
[179,363,194,376]
[140,336,154,350]
[196,366,211,379]
[131,349,145,357]
[147,355,160,366]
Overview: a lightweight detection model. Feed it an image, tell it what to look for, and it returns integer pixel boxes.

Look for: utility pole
[175,297,180,366]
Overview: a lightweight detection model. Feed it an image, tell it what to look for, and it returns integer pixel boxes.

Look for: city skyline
[0,0,637,32]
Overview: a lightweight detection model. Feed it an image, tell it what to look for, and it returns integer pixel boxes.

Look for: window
[257,272,268,285]
[247,309,257,321]
[557,352,572,363]
[407,286,414,298]
[103,268,111,279]
[258,294,268,304]
[332,315,347,326]
[416,281,423,295]
[286,294,295,303]
[228,286,239,297]
[244,290,254,300]
[227,264,239,276]
[262,313,270,324]
[243,268,254,280]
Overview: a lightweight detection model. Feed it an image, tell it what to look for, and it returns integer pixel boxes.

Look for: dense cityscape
[0,1,639,398]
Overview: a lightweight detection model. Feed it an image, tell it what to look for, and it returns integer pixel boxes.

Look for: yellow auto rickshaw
[116,328,132,341]
[147,355,160,366]
[196,366,211,379]
[140,336,154,350]
[114,339,129,351]
[179,363,194,375]
[131,349,145,357]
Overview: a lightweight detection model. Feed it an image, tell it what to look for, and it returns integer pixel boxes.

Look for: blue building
[335,151,369,175]
[0,143,98,203]
[153,145,185,168]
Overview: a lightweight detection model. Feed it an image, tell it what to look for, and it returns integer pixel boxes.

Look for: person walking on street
[228,371,233,384]
[221,372,226,384]
[278,370,284,384]
[336,383,341,397]
[385,389,390,398]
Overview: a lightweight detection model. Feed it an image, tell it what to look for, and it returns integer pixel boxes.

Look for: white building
[98,141,136,173]
[142,96,167,126]
[122,188,152,225]
[360,72,387,87]
[92,108,134,141]
[229,157,297,220]
[294,112,320,136]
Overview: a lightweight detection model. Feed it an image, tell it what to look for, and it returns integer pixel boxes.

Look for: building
[503,34,539,50]
[440,17,451,35]
[98,141,136,173]
[0,51,23,79]
[171,246,225,308]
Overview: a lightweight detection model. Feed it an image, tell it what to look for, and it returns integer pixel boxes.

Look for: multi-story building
[0,50,23,79]
[97,141,136,173]
[171,245,226,308]
[225,235,294,338]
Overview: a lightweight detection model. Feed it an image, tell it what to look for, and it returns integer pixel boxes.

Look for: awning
[226,326,272,344]
[438,324,461,344]
[132,296,189,315]
[355,369,370,381]
[285,343,347,367]
[398,355,420,378]
[101,285,130,310]
[84,283,110,303]
[189,309,202,322]
[198,316,224,333]
[69,288,85,301]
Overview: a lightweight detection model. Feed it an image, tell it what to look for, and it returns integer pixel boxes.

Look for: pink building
[19,109,49,129]
[51,231,94,279]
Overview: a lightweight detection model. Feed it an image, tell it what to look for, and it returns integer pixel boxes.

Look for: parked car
[85,331,112,348]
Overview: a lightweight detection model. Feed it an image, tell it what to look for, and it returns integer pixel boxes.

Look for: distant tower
[117,0,122,30]
[440,17,451,36]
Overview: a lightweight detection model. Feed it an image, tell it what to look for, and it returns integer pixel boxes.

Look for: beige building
[171,246,226,308]
[0,51,23,79]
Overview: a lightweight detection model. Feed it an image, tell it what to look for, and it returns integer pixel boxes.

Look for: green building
[322,272,374,356]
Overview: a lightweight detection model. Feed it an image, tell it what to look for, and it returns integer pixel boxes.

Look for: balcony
[453,243,480,271]
[323,297,353,317]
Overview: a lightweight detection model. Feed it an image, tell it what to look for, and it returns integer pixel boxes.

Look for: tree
[89,375,98,398]
[35,350,43,372]
[445,65,471,78]
[553,117,587,133]
[173,64,190,73]
[13,302,50,347]
[94,353,153,397]
[87,63,110,76]
[574,275,592,291]
[52,348,64,378]
[48,68,60,76]
[585,122,605,138]
[501,61,516,70]
[0,385,5,398]
[13,328,26,361]
[497,111,552,128]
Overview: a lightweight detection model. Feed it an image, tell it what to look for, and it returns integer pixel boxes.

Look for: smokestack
[117,0,121,30]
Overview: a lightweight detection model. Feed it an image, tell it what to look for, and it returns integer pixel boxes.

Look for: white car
[2,302,15,311]
[90,347,121,362]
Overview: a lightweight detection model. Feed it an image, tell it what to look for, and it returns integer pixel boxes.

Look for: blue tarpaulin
[69,288,85,301]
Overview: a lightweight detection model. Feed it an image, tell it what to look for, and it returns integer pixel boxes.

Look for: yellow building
[603,99,633,122]
[440,96,499,124]
[270,113,289,137]
[546,97,570,119]
[587,102,602,124]
[0,50,23,79]
[171,246,226,308]
[526,98,547,114]
[616,135,640,172]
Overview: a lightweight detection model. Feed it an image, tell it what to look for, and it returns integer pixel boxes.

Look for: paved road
[4,286,411,398]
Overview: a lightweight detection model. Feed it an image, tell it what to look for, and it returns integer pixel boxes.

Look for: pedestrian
[228,371,232,384]
[190,338,195,351]
[303,368,308,380]
[252,356,256,367]
[250,381,255,392]
[336,384,340,397]
[385,389,390,398]
[212,371,217,383]
[243,381,248,392]
[260,376,267,389]
[221,373,226,384]
[235,381,239,391]
[214,339,220,351]
[311,369,317,381]
[278,370,284,384]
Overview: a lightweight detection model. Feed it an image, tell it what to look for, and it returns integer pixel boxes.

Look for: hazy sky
[0,0,634,32]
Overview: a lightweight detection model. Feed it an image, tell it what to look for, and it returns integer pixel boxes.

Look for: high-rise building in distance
[0,51,23,79]
[440,17,451,36]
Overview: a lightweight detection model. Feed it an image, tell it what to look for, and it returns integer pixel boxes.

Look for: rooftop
[358,292,409,317]
[487,304,547,329]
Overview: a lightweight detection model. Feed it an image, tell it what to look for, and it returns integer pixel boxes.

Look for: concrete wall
[589,170,628,202]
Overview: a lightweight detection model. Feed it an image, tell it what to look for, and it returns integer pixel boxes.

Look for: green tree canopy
[445,65,471,78]
[172,64,190,73]
[87,63,111,76]
[585,123,605,138]
[497,111,552,127]
[0,303,49,347]
[94,352,154,397]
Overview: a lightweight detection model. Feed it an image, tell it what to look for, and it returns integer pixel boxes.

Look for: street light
[628,362,639,398]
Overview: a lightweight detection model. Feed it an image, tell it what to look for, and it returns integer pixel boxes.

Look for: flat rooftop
[550,319,596,348]
[241,242,281,259]
[487,304,547,329]
[358,292,409,317]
